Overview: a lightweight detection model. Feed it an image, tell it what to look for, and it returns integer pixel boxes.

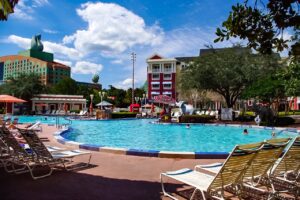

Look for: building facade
[146,54,177,100]
[0,51,70,85]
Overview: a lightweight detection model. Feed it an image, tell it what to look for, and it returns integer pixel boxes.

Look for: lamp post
[131,52,136,106]
[135,97,140,104]
[99,91,106,110]
[90,94,94,116]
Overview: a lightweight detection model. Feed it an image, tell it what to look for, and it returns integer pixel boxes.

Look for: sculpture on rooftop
[30,34,44,51]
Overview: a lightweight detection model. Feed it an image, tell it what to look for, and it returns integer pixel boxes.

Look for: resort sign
[153,95,176,105]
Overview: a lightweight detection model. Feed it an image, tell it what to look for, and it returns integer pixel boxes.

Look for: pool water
[9,115,70,125]
[13,116,296,152]
[60,119,295,152]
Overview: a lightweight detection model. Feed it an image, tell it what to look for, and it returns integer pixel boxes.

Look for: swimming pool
[9,115,70,125]
[59,119,296,153]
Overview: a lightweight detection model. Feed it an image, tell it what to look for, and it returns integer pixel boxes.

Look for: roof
[175,56,198,63]
[96,101,113,106]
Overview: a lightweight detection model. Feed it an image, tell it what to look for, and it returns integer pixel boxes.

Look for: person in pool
[186,124,190,129]
[243,129,248,135]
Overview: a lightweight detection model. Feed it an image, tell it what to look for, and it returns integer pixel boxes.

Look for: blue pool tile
[79,144,103,151]
[126,149,159,157]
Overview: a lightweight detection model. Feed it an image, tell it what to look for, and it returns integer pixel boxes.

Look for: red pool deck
[0,124,225,200]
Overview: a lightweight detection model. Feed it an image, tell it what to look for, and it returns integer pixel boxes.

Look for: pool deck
[0,124,225,200]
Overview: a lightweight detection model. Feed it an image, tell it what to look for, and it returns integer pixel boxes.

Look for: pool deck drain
[53,123,299,159]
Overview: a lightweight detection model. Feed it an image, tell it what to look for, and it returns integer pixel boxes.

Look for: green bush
[237,115,255,122]
[260,117,295,127]
[179,115,215,123]
[274,117,295,126]
[111,112,137,119]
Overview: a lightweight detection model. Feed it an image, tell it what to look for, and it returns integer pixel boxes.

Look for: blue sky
[0,0,245,89]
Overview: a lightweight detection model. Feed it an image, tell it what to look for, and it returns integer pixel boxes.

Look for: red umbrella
[0,95,27,103]
[0,95,26,114]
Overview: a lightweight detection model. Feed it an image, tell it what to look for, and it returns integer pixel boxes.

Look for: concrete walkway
[1,125,224,200]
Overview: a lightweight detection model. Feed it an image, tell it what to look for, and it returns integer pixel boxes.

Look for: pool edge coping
[52,123,299,159]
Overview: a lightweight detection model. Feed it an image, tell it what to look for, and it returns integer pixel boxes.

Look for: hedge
[260,116,295,127]
[274,117,295,126]
[111,112,137,119]
[179,115,215,123]
[236,115,255,122]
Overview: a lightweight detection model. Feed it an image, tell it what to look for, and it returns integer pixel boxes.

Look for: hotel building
[146,54,196,101]
[0,49,70,85]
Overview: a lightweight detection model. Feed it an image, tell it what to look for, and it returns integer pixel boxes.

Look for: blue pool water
[9,115,70,125]
[61,119,295,152]
[13,116,296,152]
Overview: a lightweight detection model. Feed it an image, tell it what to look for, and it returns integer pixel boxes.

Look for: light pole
[90,94,94,116]
[99,91,106,110]
[135,97,140,104]
[131,52,136,106]
[143,93,146,106]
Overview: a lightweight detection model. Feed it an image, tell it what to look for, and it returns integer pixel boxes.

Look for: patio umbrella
[0,95,27,114]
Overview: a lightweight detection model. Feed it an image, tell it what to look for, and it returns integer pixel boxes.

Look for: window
[163,63,172,72]
[152,64,160,72]
[163,74,172,80]
[152,84,160,89]
[152,73,160,80]
[163,83,172,89]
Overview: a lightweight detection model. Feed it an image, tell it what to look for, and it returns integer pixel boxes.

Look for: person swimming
[271,131,276,137]
[186,124,190,129]
[243,129,248,135]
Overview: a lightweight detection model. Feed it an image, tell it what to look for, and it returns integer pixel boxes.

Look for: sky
[0,0,248,89]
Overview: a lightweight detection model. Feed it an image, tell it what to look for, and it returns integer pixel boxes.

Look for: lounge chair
[195,138,292,199]
[160,142,264,200]
[268,137,300,198]
[0,126,35,174]
[45,110,51,115]
[18,128,92,180]
[27,121,42,132]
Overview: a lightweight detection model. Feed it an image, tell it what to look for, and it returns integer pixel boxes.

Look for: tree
[215,0,300,56]
[180,47,281,108]
[51,77,78,95]
[0,73,46,101]
[92,74,99,84]
[281,59,300,97]
[242,74,285,114]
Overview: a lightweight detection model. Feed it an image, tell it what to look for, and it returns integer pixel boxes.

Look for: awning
[151,82,160,85]
[163,81,172,84]
[151,91,160,95]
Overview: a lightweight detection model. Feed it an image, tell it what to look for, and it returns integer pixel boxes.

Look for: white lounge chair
[161,142,264,200]
[18,128,92,180]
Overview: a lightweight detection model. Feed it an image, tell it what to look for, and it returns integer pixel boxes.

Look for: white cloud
[73,61,103,74]
[43,29,58,34]
[7,35,82,60]
[111,59,123,64]
[63,2,163,56]
[32,0,49,7]
[54,59,72,67]
[12,0,34,20]
[114,78,138,89]
[12,0,49,20]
